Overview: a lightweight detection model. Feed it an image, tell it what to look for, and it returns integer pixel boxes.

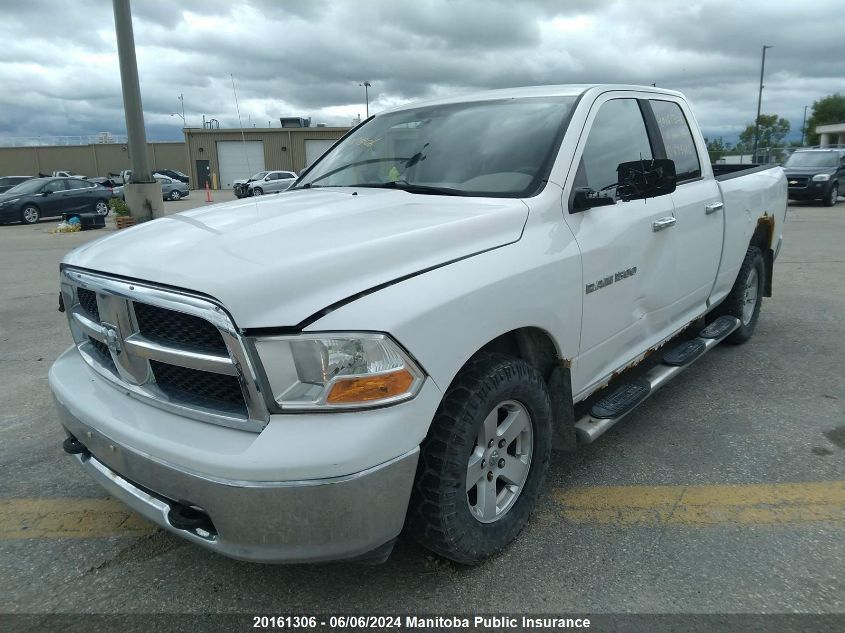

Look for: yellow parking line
[1,481,843,540]
[552,481,845,526]
[0,498,154,539]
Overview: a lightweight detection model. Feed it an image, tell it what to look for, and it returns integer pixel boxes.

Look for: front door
[41,178,71,218]
[195,160,211,189]
[562,96,680,397]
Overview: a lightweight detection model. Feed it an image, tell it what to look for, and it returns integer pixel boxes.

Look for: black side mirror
[616,158,676,201]
[41,190,51,196]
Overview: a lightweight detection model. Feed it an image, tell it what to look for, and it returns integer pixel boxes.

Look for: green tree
[738,114,791,151]
[705,137,730,162]
[805,93,845,145]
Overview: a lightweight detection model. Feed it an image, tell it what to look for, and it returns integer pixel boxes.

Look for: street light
[359,81,371,118]
[752,44,773,160]
[170,112,186,126]
[800,105,809,146]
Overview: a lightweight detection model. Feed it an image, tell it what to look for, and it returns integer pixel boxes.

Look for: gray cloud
[0,0,842,143]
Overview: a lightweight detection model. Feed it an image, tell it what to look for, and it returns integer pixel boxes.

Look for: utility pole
[112,0,163,220]
[800,105,808,146]
[752,44,773,161]
[360,81,371,117]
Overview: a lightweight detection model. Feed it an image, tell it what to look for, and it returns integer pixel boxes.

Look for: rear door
[647,99,723,320]
[562,95,680,396]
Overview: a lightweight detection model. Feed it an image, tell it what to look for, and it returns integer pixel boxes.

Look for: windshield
[251,171,268,180]
[296,96,578,197]
[6,179,46,194]
[785,152,839,168]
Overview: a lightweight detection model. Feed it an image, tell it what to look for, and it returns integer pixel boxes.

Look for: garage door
[304,139,337,167]
[217,141,265,189]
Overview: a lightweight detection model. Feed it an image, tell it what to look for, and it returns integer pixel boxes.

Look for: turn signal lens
[326,368,415,404]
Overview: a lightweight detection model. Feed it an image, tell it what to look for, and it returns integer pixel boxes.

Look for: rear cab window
[649,100,701,182]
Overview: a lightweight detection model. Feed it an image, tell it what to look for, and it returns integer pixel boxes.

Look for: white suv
[248,170,297,196]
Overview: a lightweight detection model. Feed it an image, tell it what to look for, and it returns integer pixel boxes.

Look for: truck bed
[711,163,776,181]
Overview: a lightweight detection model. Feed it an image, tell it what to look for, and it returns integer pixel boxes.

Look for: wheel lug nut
[498,439,506,448]
[486,471,494,481]
[498,458,506,468]
[488,439,494,448]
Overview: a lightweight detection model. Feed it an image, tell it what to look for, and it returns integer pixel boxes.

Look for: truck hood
[64,188,529,328]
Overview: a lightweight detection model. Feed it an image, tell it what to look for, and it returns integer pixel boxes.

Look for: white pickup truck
[50,85,786,565]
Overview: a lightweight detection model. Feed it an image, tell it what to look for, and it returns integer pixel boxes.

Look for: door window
[43,179,67,193]
[649,100,701,181]
[580,99,653,193]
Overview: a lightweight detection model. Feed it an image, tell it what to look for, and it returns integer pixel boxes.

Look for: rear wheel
[407,353,552,565]
[823,183,838,207]
[21,205,40,224]
[93,200,109,216]
[708,246,764,344]
[169,190,182,201]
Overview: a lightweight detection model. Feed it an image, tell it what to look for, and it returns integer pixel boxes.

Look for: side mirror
[41,190,51,196]
[616,158,676,201]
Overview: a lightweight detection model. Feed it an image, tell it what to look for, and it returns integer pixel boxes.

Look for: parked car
[0,177,111,224]
[233,171,268,198]
[0,176,33,193]
[50,170,87,178]
[157,176,190,201]
[155,169,190,185]
[50,85,786,565]
[247,170,297,196]
[783,148,844,206]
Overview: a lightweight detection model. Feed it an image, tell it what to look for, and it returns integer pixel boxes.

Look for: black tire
[93,199,110,216]
[823,183,838,207]
[708,246,765,344]
[407,353,553,565]
[169,190,181,201]
[253,187,264,196]
[21,205,40,224]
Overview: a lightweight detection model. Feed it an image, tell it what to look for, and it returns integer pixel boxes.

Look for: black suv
[783,149,844,206]
[0,177,112,225]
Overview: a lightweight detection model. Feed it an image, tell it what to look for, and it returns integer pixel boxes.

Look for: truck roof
[379,84,685,114]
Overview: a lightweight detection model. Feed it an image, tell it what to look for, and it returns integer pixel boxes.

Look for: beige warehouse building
[183,127,349,189]
[0,126,349,189]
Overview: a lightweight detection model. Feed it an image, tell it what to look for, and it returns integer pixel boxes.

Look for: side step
[574,316,740,444]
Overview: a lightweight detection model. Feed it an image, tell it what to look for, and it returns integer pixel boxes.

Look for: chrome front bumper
[55,399,419,563]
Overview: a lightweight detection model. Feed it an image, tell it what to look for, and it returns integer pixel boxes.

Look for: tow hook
[62,435,89,456]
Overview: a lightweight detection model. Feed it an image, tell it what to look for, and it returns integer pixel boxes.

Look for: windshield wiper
[350,181,464,196]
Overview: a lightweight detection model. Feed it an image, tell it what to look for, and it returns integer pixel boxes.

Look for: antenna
[230,73,254,192]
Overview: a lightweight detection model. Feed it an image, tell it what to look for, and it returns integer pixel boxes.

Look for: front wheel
[94,200,109,216]
[823,183,838,207]
[21,205,40,224]
[708,246,764,344]
[252,187,264,196]
[407,353,552,565]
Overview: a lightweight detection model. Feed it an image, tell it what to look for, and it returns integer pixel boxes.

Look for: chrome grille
[787,176,809,189]
[60,268,267,432]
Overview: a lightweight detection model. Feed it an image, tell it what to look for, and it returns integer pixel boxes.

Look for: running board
[574,316,740,444]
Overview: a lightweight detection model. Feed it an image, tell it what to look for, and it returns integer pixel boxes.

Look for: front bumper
[55,397,419,563]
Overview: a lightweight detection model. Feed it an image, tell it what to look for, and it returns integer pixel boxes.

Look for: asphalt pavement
[0,198,842,624]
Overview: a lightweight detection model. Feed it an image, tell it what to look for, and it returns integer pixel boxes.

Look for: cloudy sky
[1,0,843,144]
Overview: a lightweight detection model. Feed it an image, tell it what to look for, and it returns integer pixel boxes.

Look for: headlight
[812,174,830,182]
[254,332,424,410]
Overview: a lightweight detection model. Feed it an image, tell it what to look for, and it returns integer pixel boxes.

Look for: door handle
[705,201,724,214]
[652,217,677,232]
